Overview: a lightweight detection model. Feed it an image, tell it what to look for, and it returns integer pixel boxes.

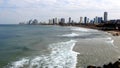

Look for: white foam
[60,33,79,37]
[9,40,79,68]
[71,27,89,32]
[70,27,99,33]
[106,37,118,48]
[106,37,114,44]
[10,58,29,68]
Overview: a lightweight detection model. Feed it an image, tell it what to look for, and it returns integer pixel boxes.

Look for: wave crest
[8,40,79,68]
[59,33,79,37]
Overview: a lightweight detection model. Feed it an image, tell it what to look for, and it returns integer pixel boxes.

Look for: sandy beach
[73,29,120,68]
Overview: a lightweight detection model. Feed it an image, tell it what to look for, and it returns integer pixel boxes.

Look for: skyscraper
[95,16,98,23]
[53,18,55,24]
[98,17,102,23]
[87,18,89,23]
[69,17,71,23]
[59,18,65,25]
[54,18,58,24]
[49,19,53,24]
[84,17,87,24]
[104,12,108,22]
[80,17,83,23]
[60,18,65,24]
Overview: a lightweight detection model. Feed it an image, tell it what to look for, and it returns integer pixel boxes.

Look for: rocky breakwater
[87,59,120,68]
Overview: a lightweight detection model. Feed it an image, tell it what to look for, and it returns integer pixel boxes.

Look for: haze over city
[0,0,120,24]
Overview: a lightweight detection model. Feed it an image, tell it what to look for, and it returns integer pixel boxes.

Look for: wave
[105,37,118,48]
[7,40,79,68]
[71,27,88,32]
[60,33,80,37]
[70,27,99,33]
[106,37,114,45]
[70,27,90,32]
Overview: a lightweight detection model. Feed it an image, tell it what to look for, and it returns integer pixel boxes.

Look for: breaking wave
[7,40,79,68]
[70,27,89,32]
[60,33,80,37]
[106,37,114,45]
[105,37,118,48]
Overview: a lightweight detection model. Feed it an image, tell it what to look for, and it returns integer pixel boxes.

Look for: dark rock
[97,67,102,68]
[87,59,120,68]
[87,66,97,68]
[113,61,120,68]
[103,64,107,68]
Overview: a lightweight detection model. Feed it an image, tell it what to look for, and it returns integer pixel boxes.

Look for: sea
[0,24,120,68]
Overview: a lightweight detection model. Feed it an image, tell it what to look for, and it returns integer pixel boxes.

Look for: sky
[0,0,120,24]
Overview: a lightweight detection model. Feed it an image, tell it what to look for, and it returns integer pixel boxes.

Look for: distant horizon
[0,0,120,24]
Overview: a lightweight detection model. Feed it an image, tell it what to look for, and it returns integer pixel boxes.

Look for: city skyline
[24,12,108,24]
[0,0,120,24]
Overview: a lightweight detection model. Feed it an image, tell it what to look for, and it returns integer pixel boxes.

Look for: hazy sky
[0,0,120,24]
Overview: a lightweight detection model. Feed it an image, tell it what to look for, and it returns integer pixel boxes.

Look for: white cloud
[0,0,120,24]
[6,0,57,8]
[3,0,120,9]
[0,0,3,4]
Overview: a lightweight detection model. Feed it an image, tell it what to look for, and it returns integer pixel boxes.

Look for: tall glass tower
[104,12,108,22]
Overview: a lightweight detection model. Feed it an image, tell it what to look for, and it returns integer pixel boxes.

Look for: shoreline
[20,24,120,36]
[71,25,120,37]
[71,26,120,68]
[42,24,120,36]
[18,24,120,68]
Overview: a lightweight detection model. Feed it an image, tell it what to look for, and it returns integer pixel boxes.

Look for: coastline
[17,24,120,68]
[73,25,120,37]
[74,36,120,68]
[71,26,120,68]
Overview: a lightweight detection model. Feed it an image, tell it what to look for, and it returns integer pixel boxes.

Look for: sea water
[0,25,119,68]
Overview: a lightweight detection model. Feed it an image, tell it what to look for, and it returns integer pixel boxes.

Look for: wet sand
[73,35,120,68]
[112,36,120,52]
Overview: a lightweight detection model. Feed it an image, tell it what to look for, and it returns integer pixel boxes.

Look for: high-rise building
[69,17,71,23]
[104,12,108,22]
[90,20,94,24]
[84,17,87,24]
[87,18,89,23]
[98,17,102,23]
[60,18,65,24]
[93,18,96,23]
[54,18,58,24]
[72,20,74,23]
[53,18,55,24]
[80,17,83,23]
[32,19,38,25]
[49,19,53,24]
[95,16,98,23]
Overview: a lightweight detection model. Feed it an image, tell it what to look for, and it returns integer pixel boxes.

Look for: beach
[73,28,120,68]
